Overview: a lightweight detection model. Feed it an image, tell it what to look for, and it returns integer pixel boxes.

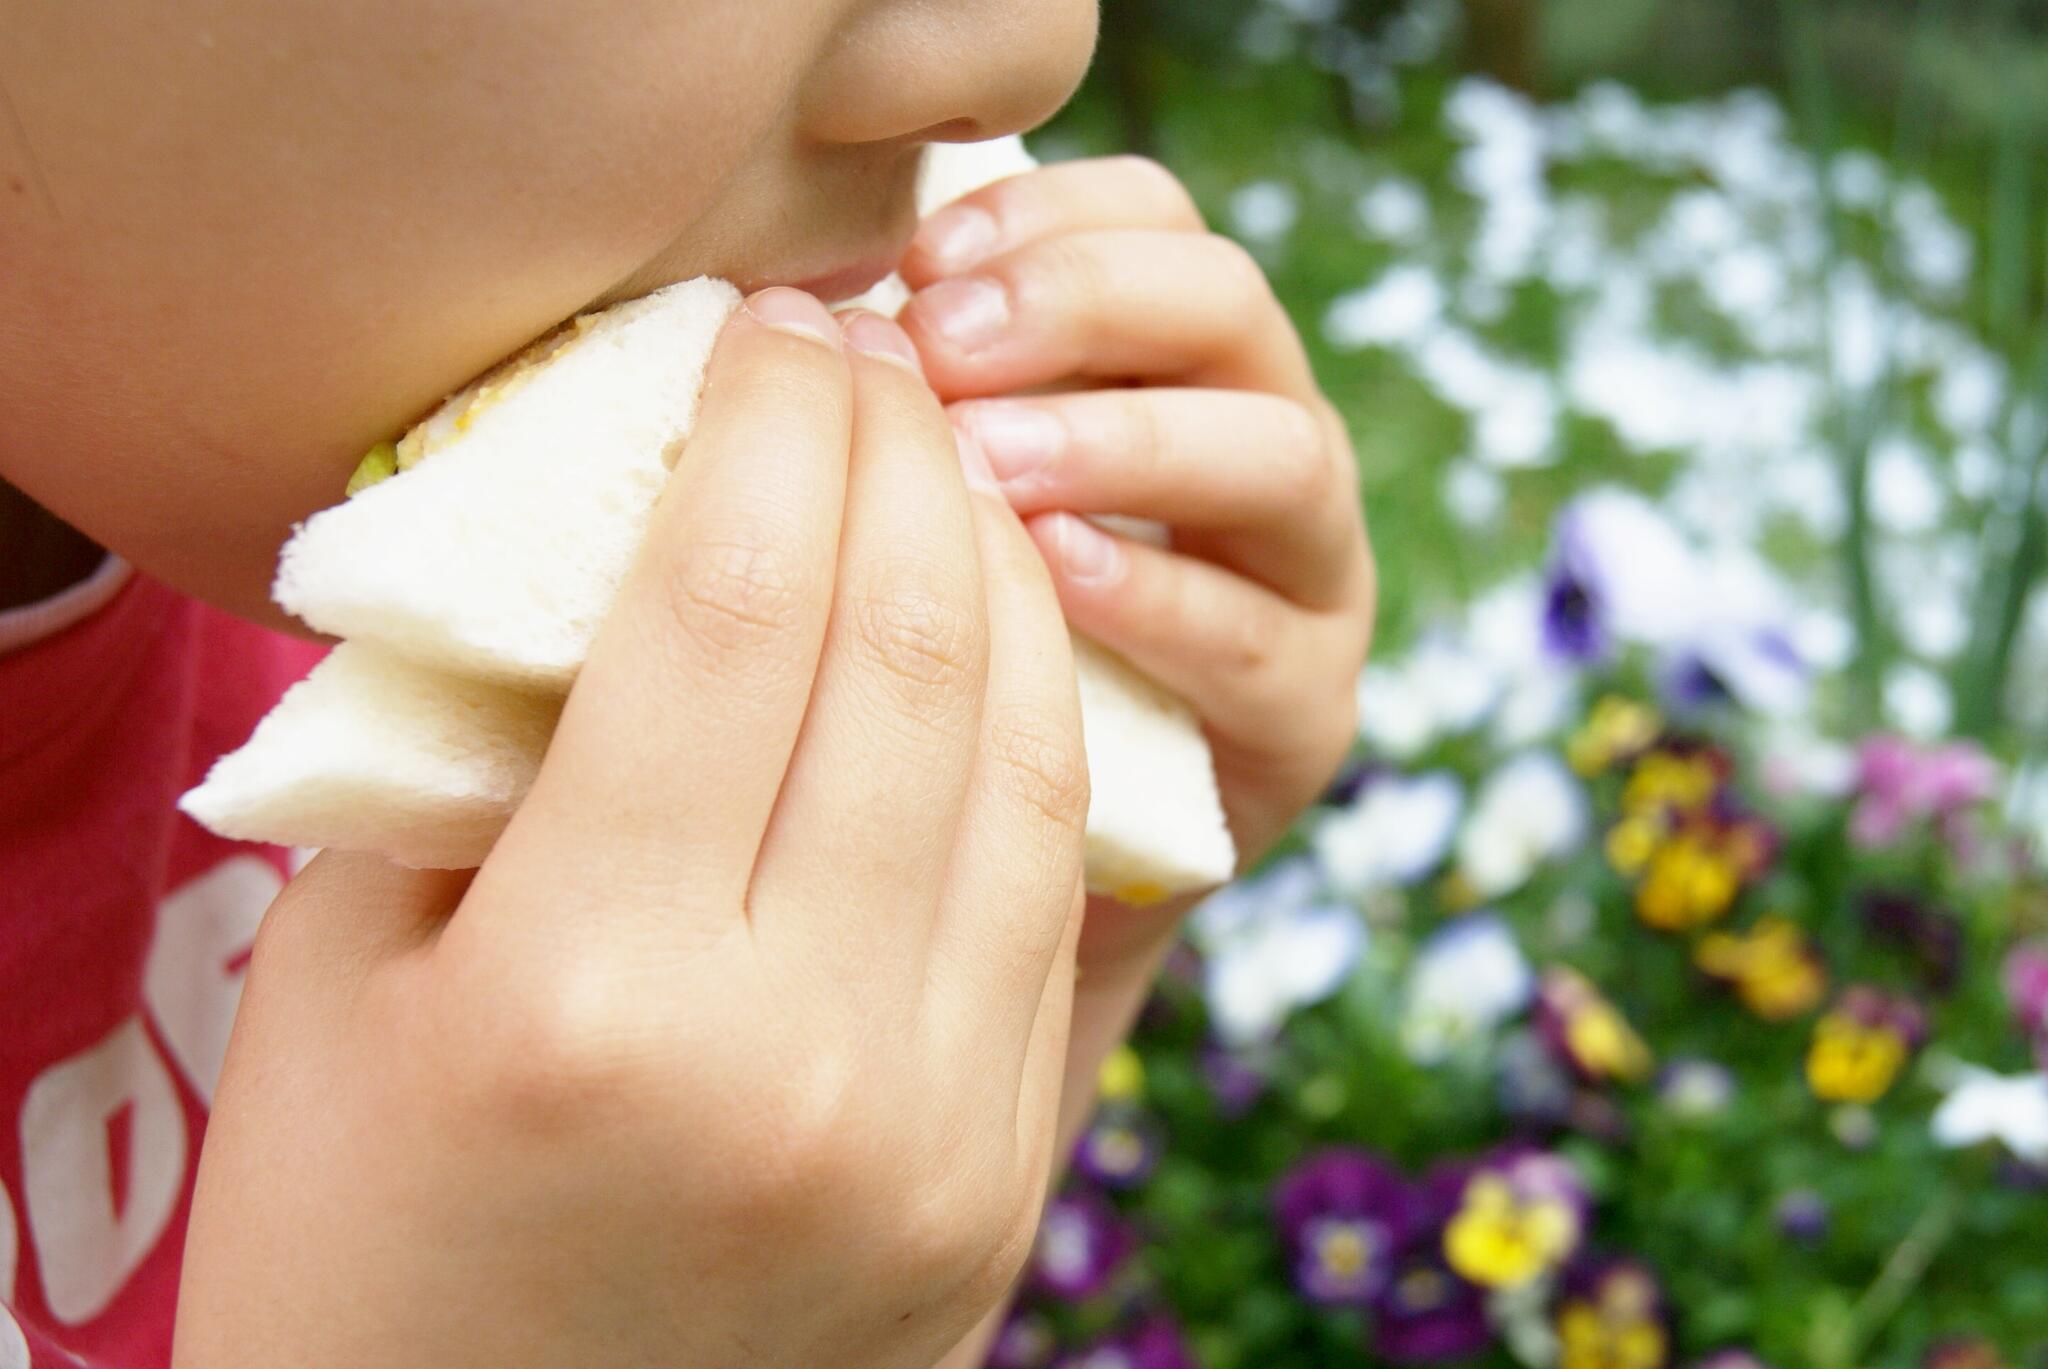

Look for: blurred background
[994,3,2048,1366]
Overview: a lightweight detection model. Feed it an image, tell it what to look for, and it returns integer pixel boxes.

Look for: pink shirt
[0,563,322,1366]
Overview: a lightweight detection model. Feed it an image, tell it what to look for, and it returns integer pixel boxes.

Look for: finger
[951,389,1356,607]
[1024,512,1360,763]
[1011,885,1083,1170]
[929,438,1091,1068]
[901,155,1205,286]
[900,229,1317,403]
[258,851,471,978]
[488,289,850,921]
[748,312,990,971]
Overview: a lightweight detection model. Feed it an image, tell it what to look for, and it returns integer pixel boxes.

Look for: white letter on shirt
[145,855,281,1103]
[20,1019,187,1325]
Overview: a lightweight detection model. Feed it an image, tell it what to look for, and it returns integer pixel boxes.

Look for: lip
[784,252,906,306]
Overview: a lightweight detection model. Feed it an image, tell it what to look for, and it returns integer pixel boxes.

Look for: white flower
[1401,913,1534,1064]
[1324,264,1445,351]
[1932,347,2007,439]
[1828,262,1890,391]
[1442,459,1506,528]
[1314,771,1464,896]
[1549,489,1810,716]
[1828,148,1890,209]
[1552,488,1705,649]
[1931,1068,2048,1165]
[1355,178,1430,243]
[1189,859,1365,1046]
[1229,180,1300,246]
[1471,369,1559,469]
[1890,180,1972,297]
[1355,633,1501,760]
[1466,577,1579,746]
[1456,753,1586,898]
[1867,433,1945,535]
[1883,662,1954,740]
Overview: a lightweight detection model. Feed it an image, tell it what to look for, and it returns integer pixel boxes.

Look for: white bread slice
[189,137,1237,899]
[1073,636,1236,899]
[180,641,562,869]
[274,277,742,689]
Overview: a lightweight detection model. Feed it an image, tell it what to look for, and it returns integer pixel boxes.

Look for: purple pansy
[1497,1028,1577,1129]
[1773,1189,1828,1244]
[1032,1190,1134,1302]
[1052,1318,1196,1369]
[1860,891,1964,993]
[1371,1245,1492,1363]
[1543,564,1608,664]
[1201,1044,1272,1120]
[1272,1149,1425,1306]
[988,1308,1059,1369]
[1541,490,1809,714]
[1074,1110,1164,1191]
[1693,1352,1774,1369]
[1657,1057,1736,1119]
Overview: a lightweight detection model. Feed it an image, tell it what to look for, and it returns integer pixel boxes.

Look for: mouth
[779,249,908,307]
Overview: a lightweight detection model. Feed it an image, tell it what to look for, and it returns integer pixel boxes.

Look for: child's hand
[902,156,1374,931]
[899,159,1374,1369]
[177,294,1090,1369]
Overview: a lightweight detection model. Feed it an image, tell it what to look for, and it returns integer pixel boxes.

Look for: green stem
[1786,0,1887,728]
[1960,348,2048,737]
[1842,1182,1965,1362]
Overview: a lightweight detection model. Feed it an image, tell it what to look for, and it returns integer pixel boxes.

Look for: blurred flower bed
[1016,18,2048,1368]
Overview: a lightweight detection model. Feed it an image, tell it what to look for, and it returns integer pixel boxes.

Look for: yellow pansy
[1098,1046,1145,1104]
[1604,814,1665,877]
[1621,751,1719,818]
[1806,1015,1908,1103]
[1634,830,1742,932]
[1556,1265,1669,1369]
[1695,917,1828,1021]
[1568,696,1663,776]
[1443,1174,1579,1288]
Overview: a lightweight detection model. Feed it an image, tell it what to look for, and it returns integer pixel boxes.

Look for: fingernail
[1054,513,1122,585]
[917,204,1001,275]
[745,287,839,346]
[963,402,1064,483]
[955,427,1001,495]
[911,276,1010,353]
[840,311,924,375]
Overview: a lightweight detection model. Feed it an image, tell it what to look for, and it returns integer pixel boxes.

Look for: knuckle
[849,560,987,702]
[658,536,807,661]
[1203,232,1276,310]
[888,1149,1037,1302]
[1114,391,1170,483]
[1210,587,1286,679]
[1270,400,1337,509]
[986,708,1091,837]
[1111,155,1205,228]
[459,965,655,1129]
[1028,232,1116,313]
[729,1052,872,1216]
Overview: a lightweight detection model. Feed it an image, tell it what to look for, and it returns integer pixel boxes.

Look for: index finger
[900,155,1206,287]
[483,289,851,915]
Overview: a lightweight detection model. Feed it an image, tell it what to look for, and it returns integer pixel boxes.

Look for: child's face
[0,0,1095,625]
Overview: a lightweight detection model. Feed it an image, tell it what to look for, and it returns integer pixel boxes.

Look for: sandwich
[181,137,1237,904]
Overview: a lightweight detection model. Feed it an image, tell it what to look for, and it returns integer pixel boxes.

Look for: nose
[799,0,1099,148]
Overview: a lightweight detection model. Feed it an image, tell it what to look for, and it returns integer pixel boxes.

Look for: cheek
[0,0,815,618]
